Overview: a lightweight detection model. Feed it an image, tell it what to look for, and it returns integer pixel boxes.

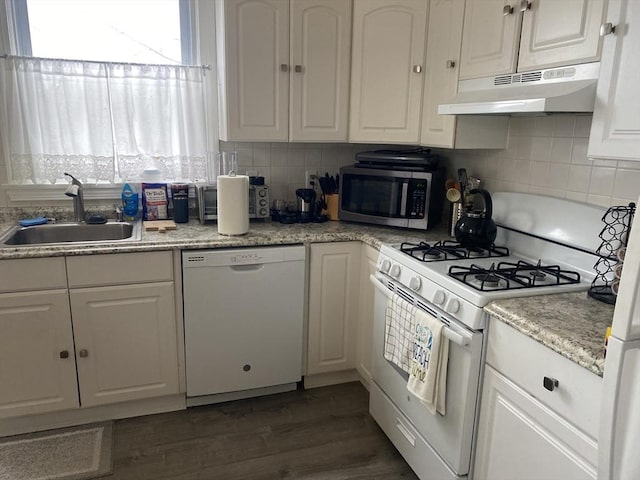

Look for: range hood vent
[439,62,600,115]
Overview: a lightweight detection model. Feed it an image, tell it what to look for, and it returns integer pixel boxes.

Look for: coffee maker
[296,188,316,223]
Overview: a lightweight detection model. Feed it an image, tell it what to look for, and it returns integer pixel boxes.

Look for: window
[15,0,190,65]
[0,0,214,188]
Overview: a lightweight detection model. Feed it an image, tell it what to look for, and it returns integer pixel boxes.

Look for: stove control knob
[390,264,402,278]
[447,299,461,314]
[434,290,447,305]
[409,276,422,291]
[380,259,391,273]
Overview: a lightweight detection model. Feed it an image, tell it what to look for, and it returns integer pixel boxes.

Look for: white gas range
[369,192,607,480]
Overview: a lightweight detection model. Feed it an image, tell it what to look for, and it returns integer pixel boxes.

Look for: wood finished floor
[110,382,418,480]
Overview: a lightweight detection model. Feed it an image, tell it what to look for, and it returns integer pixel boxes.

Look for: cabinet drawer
[0,257,67,292]
[66,251,173,287]
[487,319,602,439]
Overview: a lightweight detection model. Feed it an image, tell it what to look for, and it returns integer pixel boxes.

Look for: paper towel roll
[217,174,249,235]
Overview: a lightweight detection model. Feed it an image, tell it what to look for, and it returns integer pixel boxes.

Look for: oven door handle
[369,274,471,348]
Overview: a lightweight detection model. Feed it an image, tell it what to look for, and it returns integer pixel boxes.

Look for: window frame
[0,0,218,205]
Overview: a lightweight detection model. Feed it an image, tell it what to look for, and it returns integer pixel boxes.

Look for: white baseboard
[186,382,298,407]
[303,369,361,389]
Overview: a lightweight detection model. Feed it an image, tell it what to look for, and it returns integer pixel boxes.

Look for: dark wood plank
[110,382,418,480]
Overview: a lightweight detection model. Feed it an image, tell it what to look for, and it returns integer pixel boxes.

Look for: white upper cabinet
[217,0,290,142]
[289,0,352,142]
[459,0,522,79]
[588,0,640,160]
[217,0,351,142]
[459,0,605,80]
[518,0,605,71]
[349,0,428,144]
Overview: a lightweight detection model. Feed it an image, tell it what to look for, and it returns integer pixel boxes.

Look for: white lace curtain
[0,56,209,184]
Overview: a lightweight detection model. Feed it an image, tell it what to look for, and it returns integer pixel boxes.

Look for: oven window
[341,174,427,218]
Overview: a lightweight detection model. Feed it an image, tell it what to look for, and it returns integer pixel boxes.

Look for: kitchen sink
[1,221,142,246]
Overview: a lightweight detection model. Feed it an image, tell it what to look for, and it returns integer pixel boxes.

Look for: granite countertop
[0,219,449,260]
[0,217,615,377]
[485,293,615,377]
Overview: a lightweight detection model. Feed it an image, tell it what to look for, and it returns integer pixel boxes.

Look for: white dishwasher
[183,245,305,403]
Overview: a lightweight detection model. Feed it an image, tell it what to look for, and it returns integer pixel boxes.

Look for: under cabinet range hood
[438,62,600,115]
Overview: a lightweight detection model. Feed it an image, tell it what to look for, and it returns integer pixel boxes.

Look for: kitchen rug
[0,422,113,480]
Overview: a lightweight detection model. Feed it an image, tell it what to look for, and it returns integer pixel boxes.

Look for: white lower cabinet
[0,290,79,418]
[474,320,600,480]
[307,242,361,375]
[70,282,179,408]
[0,252,180,420]
[356,244,378,386]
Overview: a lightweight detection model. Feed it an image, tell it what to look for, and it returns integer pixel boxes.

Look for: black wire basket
[588,202,636,305]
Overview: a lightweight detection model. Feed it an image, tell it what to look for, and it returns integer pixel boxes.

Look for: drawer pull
[543,376,559,391]
[79,349,89,358]
[396,418,416,447]
[59,350,69,359]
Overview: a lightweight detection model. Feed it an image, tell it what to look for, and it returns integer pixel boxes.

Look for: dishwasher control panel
[231,252,264,264]
[183,245,305,268]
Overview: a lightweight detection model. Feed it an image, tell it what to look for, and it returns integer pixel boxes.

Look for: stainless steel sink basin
[1,221,142,246]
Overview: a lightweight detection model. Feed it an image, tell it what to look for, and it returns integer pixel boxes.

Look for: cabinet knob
[59,350,69,359]
[446,60,456,69]
[294,65,303,73]
[79,349,89,358]
[503,4,514,15]
[519,0,532,12]
[543,376,559,391]
[413,65,422,73]
[280,64,289,72]
[600,22,616,36]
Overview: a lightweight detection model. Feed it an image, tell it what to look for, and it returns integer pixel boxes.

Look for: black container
[171,184,190,223]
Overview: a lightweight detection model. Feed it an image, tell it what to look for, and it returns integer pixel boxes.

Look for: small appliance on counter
[296,188,316,223]
[195,183,270,224]
[338,148,445,230]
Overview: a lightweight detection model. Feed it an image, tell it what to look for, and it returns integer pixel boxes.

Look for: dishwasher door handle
[229,264,265,272]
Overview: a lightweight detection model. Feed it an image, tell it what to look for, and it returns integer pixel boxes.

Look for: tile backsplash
[441,114,640,208]
[223,114,640,209]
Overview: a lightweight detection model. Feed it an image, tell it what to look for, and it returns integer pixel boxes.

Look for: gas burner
[449,259,581,291]
[399,241,510,262]
[474,273,501,288]
[468,247,487,258]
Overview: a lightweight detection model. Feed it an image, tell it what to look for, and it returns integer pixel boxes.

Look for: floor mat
[0,422,113,480]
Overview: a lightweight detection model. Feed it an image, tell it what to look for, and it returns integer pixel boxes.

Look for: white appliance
[438,62,599,115]
[182,246,305,405]
[370,192,606,480]
[598,199,640,480]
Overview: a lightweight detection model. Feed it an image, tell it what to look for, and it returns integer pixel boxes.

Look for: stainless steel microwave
[196,184,270,223]
[338,163,445,230]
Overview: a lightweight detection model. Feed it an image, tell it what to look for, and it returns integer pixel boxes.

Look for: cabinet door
[70,283,179,407]
[0,290,79,418]
[289,0,352,142]
[588,0,640,160]
[307,242,361,375]
[349,0,428,143]
[421,0,465,148]
[219,0,289,141]
[459,0,522,79]
[518,0,605,71]
[474,366,597,480]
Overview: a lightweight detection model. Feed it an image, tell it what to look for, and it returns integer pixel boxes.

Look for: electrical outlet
[305,170,318,187]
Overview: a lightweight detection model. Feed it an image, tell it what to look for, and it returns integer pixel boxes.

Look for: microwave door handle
[400,181,408,217]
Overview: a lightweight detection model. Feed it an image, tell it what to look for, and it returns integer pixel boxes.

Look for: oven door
[370,273,484,477]
[339,167,430,229]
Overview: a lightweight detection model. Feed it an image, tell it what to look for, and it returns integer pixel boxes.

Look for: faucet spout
[64,173,85,223]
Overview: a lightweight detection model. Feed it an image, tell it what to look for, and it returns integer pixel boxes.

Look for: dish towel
[407,308,450,415]
[384,293,417,374]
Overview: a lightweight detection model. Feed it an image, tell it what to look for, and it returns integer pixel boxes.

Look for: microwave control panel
[408,180,427,218]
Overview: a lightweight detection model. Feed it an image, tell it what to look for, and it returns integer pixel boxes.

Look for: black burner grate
[449,260,581,291]
[400,240,510,262]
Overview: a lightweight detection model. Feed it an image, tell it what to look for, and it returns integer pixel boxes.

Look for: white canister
[217,174,249,235]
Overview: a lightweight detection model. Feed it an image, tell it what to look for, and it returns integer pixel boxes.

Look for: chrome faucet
[63,172,86,223]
